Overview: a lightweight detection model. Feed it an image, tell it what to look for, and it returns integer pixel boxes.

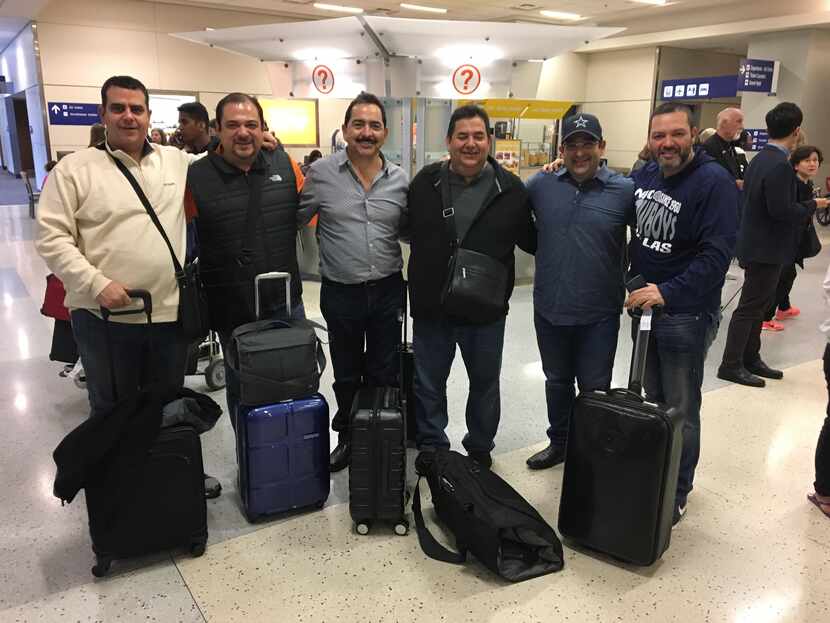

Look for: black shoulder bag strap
[110,155,184,280]
[412,476,467,564]
[439,162,460,250]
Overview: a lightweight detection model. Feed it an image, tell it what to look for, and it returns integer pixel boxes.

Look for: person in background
[718,103,828,388]
[762,145,826,331]
[302,149,323,175]
[150,128,167,145]
[178,101,213,154]
[697,127,716,144]
[208,118,218,139]
[810,262,830,521]
[88,123,106,148]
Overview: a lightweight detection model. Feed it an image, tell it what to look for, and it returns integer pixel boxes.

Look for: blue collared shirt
[527,165,635,325]
[298,149,409,283]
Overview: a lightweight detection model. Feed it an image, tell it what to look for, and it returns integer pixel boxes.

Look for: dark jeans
[633,311,719,507]
[816,344,830,496]
[413,316,506,454]
[534,312,620,447]
[320,273,403,435]
[721,262,782,369]
[71,309,189,419]
[219,301,307,431]
[764,264,798,320]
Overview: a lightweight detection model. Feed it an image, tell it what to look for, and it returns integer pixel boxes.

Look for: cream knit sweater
[36,142,197,323]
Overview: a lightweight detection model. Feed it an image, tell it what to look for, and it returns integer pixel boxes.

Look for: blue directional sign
[660,75,738,101]
[738,59,779,93]
[48,102,100,126]
[745,128,769,151]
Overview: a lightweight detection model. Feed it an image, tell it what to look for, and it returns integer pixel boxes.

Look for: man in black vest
[718,102,828,387]
[185,93,307,431]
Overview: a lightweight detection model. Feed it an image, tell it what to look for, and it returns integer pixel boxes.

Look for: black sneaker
[467,450,492,469]
[204,475,222,499]
[672,502,686,526]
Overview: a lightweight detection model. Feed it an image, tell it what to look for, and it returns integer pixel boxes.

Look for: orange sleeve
[184,186,198,223]
[289,156,305,193]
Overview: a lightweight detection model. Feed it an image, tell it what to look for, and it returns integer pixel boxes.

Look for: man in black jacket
[718,102,826,386]
[404,104,536,468]
[185,93,307,433]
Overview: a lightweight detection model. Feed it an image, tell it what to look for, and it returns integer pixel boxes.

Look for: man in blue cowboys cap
[525,112,635,469]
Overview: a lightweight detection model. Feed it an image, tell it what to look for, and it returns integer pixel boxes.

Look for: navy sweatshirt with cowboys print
[629,149,738,315]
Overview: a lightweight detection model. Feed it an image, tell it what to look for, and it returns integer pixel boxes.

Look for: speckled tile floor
[1,204,829,622]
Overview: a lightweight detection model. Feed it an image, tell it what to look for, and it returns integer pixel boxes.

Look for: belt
[321,271,402,288]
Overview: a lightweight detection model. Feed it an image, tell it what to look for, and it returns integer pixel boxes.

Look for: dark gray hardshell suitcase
[349,386,408,535]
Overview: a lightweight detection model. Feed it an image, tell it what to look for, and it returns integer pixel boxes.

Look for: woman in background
[150,127,168,145]
[763,146,825,330]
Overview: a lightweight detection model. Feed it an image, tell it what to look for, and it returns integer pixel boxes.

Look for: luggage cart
[186,330,225,391]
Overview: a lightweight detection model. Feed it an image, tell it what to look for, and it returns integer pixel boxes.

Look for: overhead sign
[659,76,737,101]
[460,99,572,120]
[312,64,335,95]
[48,102,100,126]
[738,58,779,94]
[745,128,769,151]
[452,64,481,95]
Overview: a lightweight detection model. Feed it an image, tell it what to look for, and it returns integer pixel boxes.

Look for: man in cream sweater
[35,75,218,493]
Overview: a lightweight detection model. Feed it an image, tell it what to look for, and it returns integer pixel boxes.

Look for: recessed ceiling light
[400,3,447,13]
[313,2,364,13]
[527,58,546,63]
[539,9,583,20]
[630,0,667,4]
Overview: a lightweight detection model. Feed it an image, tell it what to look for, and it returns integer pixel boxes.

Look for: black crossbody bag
[438,164,508,324]
[111,156,210,341]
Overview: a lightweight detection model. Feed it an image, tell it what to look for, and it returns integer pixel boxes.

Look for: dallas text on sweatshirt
[629,149,738,315]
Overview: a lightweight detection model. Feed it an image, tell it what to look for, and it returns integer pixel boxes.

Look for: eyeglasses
[563,140,599,151]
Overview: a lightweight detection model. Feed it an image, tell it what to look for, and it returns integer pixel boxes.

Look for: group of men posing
[35,74,822,525]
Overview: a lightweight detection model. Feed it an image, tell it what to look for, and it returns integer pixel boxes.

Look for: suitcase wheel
[91,556,112,578]
[355,522,371,535]
[394,522,409,536]
[205,359,226,391]
[190,540,207,557]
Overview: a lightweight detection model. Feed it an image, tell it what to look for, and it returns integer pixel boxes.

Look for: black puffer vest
[188,149,302,332]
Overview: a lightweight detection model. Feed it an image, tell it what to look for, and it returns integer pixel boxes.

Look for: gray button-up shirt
[298,149,409,283]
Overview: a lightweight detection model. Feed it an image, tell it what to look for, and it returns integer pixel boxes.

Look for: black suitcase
[399,282,417,447]
[558,308,684,566]
[349,386,409,536]
[88,290,208,577]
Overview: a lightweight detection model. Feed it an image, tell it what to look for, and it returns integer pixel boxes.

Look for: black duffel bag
[412,449,564,582]
[228,319,326,407]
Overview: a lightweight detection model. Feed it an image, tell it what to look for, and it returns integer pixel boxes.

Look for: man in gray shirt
[298,92,409,472]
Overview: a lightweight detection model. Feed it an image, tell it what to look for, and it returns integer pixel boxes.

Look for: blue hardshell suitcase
[235,272,330,522]
[237,394,330,521]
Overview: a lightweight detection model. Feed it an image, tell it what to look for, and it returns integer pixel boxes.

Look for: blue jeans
[220,301,307,430]
[535,312,620,447]
[413,316,506,454]
[71,309,189,419]
[632,311,720,507]
[320,274,403,434]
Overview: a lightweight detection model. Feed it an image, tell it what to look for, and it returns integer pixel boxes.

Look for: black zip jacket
[405,157,536,323]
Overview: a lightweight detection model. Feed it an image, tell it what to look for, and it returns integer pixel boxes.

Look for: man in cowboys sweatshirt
[625,102,738,526]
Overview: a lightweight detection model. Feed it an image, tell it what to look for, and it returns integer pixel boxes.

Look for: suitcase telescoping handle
[254,271,291,321]
[628,307,653,396]
[398,280,409,346]
[101,289,153,402]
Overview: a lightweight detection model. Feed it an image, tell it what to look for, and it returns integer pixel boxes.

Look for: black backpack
[413,449,564,582]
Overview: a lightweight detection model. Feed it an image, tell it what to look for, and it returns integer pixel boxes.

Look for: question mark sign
[461,69,474,91]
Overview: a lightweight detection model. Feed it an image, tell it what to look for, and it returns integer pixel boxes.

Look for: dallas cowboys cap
[561,113,603,142]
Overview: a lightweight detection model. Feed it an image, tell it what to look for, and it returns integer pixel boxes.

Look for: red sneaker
[775,306,800,320]
[762,320,785,331]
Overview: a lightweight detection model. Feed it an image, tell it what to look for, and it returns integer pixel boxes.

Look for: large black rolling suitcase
[349,386,409,536]
[558,308,684,566]
[399,282,417,447]
[87,291,208,577]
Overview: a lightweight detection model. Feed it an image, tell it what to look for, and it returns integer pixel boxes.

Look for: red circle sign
[452,64,481,95]
[312,64,335,94]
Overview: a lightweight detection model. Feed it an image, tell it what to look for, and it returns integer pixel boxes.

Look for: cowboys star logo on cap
[562,113,603,142]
